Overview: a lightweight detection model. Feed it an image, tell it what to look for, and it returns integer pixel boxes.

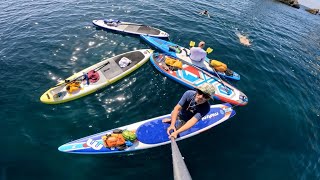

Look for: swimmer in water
[236,32,251,46]
[199,10,210,18]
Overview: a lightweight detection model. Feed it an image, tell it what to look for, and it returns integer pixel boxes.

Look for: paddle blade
[206,47,213,54]
[189,41,195,47]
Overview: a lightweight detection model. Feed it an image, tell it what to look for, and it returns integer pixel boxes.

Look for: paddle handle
[170,137,192,180]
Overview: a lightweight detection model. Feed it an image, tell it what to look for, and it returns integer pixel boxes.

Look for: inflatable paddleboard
[93,19,169,38]
[150,53,248,106]
[58,103,235,154]
[40,49,153,104]
[140,35,240,81]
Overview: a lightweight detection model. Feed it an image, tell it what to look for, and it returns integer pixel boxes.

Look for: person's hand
[167,125,176,136]
[169,131,179,139]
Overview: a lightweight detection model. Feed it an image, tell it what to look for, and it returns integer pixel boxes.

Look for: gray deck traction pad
[124,25,160,35]
[100,51,145,79]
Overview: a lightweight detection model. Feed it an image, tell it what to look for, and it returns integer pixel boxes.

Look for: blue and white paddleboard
[58,103,235,154]
[149,53,248,106]
[140,35,240,81]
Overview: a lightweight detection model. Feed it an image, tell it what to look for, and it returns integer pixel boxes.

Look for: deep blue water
[0,0,319,179]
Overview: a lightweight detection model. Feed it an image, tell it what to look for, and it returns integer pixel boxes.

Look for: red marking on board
[183,65,201,78]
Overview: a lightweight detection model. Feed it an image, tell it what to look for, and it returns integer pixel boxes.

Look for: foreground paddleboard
[140,35,240,81]
[40,49,153,104]
[58,103,235,154]
[150,53,248,106]
[93,20,169,38]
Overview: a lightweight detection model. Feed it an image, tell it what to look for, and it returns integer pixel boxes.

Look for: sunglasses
[196,90,211,99]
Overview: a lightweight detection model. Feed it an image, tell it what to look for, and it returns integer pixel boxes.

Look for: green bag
[122,130,137,142]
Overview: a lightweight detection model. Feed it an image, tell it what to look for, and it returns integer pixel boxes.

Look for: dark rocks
[278,0,300,9]
[305,8,319,15]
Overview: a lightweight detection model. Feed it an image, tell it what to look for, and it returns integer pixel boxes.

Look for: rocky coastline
[277,0,319,15]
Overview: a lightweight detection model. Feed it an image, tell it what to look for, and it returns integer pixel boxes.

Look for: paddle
[118,22,149,27]
[189,41,195,47]
[170,136,192,180]
[189,41,213,54]
[104,20,149,27]
[209,64,230,94]
[54,61,110,87]
[206,47,213,54]
[186,57,232,95]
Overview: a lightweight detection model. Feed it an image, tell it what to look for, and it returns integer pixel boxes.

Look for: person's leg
[175,119,186,130]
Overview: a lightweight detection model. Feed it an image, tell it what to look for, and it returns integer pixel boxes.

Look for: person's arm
[166,104,182,135]
[166,91,192,135]
[169,117,198,139]
[169,103,210,139]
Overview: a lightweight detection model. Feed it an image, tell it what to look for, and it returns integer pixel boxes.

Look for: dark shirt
[178,90,210,121]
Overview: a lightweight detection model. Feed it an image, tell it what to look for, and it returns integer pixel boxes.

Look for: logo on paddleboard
[202,112,219,120]
[86,139,103,150]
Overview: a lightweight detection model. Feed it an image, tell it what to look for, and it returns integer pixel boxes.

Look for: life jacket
[165,57,182,69]
[66,82,81,93]
[210,60,227,72]
[102,133,126,148]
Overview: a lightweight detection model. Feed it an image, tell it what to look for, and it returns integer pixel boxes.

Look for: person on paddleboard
[189,41,207,62]
[162,83,215,139]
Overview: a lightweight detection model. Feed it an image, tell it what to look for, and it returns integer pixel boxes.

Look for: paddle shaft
[54,61,110,87]
[118,22,148,27]
[210,65,229,90]
[170,137,192,180]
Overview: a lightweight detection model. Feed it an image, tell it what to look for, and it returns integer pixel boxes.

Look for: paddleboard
[40,49,153,104]
[93,19,169,38]
[140,35,240,81]
[58,103,235,154]
[150,53,248,106]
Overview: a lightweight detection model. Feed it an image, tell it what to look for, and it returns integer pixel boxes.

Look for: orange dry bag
[102,134,126,148]
[210,60,227,72]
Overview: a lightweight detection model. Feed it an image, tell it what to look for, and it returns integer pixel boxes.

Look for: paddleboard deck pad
[58,103,235,154]
[40,49,153,104]
[140,35,240,81]
[93,19,169,38]
[150,53,248,106]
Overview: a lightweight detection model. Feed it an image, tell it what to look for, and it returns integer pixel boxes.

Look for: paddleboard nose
[58,144,68,152]
[239,92,248,105]
[40,92,51,103]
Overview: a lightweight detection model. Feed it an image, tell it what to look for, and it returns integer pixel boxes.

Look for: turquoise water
[0,0,319,179]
